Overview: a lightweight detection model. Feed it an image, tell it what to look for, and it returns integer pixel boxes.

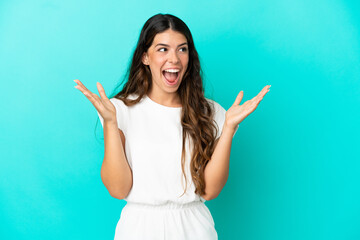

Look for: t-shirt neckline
[144,94,182,110]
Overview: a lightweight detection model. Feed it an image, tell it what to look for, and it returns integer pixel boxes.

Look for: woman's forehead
[152,29,188,46]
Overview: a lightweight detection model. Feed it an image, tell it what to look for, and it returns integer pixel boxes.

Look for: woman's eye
[159,48,167,52]
[180,47,188,52]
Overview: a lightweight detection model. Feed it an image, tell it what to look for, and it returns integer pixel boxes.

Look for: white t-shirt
[97,93,238,205]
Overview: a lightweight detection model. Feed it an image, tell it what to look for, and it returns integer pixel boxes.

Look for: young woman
[74,13,270,240]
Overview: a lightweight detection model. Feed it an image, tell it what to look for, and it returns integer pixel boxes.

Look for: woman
[74,13,270,240]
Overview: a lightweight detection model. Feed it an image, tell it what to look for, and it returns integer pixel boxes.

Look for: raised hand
[74,79,117,124]
[225,85,271,131]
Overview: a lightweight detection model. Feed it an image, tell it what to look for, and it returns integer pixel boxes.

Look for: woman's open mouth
[162,69,180,86]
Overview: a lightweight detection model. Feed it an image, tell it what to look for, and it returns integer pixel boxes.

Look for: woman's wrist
[104,119,118,128]
[222,123,237,137]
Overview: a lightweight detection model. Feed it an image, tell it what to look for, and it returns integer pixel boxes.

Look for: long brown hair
[107,13,219,197]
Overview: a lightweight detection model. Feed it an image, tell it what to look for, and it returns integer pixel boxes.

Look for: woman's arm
[74,79,133,199]
[201,85,271,200]
[201,124,235,201]
[101,121,133,199]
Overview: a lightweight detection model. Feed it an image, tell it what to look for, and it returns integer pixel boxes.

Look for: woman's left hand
[225,85,271,131]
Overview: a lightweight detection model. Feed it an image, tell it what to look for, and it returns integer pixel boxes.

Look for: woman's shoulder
[109,93,138,106]
[205,97,226,113]
[109,97,126,108]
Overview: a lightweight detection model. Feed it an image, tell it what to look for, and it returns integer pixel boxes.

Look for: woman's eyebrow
[155,42,188,47]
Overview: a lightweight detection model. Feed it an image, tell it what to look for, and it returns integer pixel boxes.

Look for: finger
[233,90,244,106]
[74,79,91,91]
[258,85,270,97]
[74,80,101,106]
[74,80,93,97]
[253,85,270,102]
[75,84,98,102]
[74,79,96,97]
[96,82,109,100]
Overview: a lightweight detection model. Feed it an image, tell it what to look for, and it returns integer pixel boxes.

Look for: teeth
[164,69,180,73]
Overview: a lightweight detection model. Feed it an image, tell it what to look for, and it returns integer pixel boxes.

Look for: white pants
[114,201,218,240]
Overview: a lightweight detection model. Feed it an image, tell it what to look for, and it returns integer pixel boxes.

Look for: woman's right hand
[74,79,117,124]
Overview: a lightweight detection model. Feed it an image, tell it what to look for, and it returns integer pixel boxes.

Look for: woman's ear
[142,52,149,65]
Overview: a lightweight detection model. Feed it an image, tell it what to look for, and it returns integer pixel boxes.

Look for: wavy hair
[109,13,219,197]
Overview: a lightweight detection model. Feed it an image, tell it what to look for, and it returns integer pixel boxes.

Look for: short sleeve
[211,100,239,139]
[96,98,127,132]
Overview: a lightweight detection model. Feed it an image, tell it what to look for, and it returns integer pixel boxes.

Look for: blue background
[1,0,359,239]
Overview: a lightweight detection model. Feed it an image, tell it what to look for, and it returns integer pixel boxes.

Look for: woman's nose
[168,50,180,63]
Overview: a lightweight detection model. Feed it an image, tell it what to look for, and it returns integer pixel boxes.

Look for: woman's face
[142,29,189,96]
